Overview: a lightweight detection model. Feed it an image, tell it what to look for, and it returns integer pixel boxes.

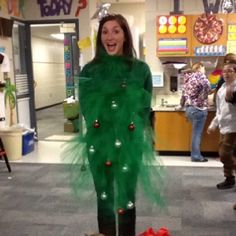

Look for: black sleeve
[215,77,224,91]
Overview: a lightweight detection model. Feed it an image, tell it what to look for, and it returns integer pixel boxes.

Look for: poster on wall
[152,72,164,87]
[156,15,191,57]
[64,34,74,98]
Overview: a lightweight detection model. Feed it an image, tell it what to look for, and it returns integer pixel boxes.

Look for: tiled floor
[2,105,233,236]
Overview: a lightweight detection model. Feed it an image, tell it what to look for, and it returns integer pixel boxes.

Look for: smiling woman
[101,19,125,55]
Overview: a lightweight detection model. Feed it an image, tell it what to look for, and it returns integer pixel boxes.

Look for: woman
[66,14,164,236]
[181,62,211,162]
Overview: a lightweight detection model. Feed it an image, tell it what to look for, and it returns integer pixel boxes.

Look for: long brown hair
[94,14,136,59]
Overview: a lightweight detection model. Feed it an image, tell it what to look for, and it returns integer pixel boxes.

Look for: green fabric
[63,54,165,211]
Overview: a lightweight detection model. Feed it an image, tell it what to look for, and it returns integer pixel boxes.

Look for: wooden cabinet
[154,111,220,153]
[154,111,191,151]
[201,111,220,152]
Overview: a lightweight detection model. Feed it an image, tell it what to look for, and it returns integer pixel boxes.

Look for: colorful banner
[37,0,87,17]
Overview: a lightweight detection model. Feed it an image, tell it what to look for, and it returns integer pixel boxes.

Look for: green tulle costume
[63,53,165,212]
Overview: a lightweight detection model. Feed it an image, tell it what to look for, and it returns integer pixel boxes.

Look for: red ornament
[128,123,135,131]
[105,161,112,167]
[93,120,100,128]
[117,208,125,214]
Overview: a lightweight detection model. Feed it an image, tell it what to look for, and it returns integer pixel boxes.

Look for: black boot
[98,215,116,236]
[118,208,136,236]
[217,176,235,189]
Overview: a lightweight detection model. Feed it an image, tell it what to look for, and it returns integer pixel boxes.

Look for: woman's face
[101,20,125,56]
[222,65,236,83]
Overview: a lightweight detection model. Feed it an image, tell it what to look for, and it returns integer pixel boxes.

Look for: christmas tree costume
[63,53,164,235]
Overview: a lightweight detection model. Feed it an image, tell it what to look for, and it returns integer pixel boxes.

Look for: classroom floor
[2,104,235,236]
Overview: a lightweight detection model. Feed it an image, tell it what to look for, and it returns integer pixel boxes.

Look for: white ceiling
[30,1,145,40]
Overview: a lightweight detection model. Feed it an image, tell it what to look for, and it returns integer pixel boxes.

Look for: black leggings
[92,167,137,236]
[97,197,136,236]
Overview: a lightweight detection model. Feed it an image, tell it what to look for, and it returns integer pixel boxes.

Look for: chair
[0,137,11,172]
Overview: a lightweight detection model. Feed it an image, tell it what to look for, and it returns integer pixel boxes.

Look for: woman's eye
[114,29,121,34]
[102,30,107,35]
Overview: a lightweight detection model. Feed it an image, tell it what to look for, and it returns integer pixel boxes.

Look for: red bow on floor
[139,227,170,236]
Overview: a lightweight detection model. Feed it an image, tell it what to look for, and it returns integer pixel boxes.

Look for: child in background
[207,63,236,191]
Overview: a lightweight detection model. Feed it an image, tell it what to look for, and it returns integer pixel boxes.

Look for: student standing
[207,63,236,190]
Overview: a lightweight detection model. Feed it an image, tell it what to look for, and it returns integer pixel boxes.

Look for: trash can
[0,127,22,160]
[22,131,35,155]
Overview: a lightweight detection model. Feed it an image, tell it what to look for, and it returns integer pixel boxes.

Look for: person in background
[65,14,164,236]
[207,63,236,191]
[181,62,211,162]
[211,53,236,103]
[225,74,236,104]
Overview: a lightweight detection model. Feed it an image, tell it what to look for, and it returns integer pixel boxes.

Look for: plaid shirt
[182,71,211,109]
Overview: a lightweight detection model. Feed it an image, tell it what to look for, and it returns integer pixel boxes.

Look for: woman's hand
[207,126,215,134]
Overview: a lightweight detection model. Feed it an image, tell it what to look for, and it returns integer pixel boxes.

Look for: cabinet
[201,111,220,152]
[154,111,191,151]
[154,111,220,152]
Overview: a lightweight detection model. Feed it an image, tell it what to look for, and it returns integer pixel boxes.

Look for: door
[12,19,79,140]
[12,20,36,130]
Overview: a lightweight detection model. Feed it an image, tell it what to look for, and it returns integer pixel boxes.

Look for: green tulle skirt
[62,59,165,212]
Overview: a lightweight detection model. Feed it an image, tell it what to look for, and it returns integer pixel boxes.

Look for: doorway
[12,19,80,140]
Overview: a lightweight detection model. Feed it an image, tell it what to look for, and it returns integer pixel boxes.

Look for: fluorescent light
[173,63,186,69]
[31,24,60,27]
[51,33,64,40]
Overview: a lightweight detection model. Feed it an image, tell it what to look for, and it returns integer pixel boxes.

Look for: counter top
[152,105,216,112]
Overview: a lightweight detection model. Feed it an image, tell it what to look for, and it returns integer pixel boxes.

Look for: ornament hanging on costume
[128,122,135,131]
[127,201,134,209]
[111,100,118,110]
[89,145,95,154]
[105,160,112,167]
[117,208,125,215]
[93,120,100,128]
[114,139,122,148]
[100,192,108,200]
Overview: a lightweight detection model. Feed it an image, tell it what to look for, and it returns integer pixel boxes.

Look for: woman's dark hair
[94,14,136,59]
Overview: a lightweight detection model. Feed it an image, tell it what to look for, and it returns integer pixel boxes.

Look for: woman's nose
[106,32,113,39]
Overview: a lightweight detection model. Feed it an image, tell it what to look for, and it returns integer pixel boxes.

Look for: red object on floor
[156,227,170,236]
[139,227,170,236]
[139,227,156,236]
